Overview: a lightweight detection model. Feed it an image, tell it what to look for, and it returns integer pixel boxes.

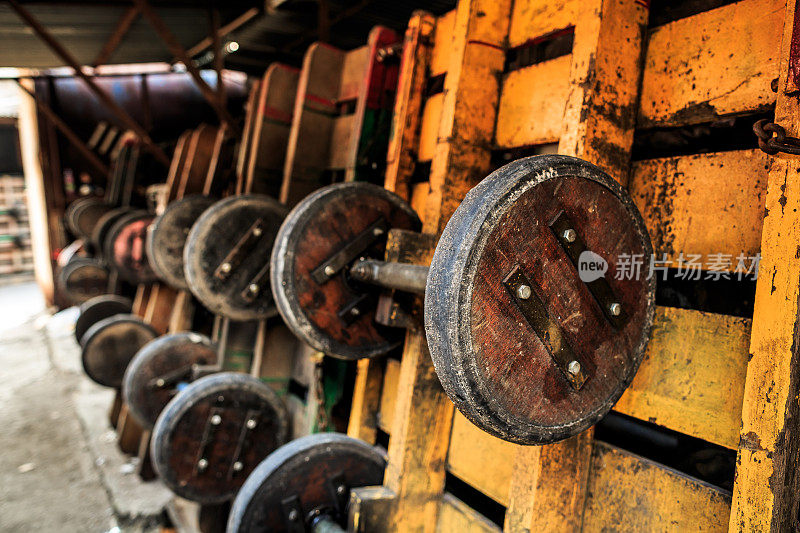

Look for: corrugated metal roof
[0,1,457,75]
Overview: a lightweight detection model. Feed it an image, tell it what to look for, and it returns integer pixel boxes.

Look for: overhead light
[225,41,240,54]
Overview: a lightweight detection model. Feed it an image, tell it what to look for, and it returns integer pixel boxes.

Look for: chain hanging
[754,119,800,155]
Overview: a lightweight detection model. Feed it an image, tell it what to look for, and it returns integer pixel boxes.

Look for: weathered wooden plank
[583,441,731,532]
[430,10,456,77]
[281,43,344,206]
[339,45,370,102]
[384,12,436,199]
[385,2,512,531]
[508,0,580,48]
[505,1,649,530]
[328,114,357,170]
[629,149,769,270]
[378,357,401,433]
[731,2,800,529]
[347,357,385,443]
[615,306,751,449]
[437,493,501,533]
[446,411,518,506]
[495,55,571,149]
[245,64,298,197]
[638,0,783,128]
[418,93,443,162]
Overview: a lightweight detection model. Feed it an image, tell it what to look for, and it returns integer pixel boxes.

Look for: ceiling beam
[281,0,371,52]
[91,5,141,68]
[6,0,170,166]
[186,7,259,57]
[132,0,236,130]
[16,80,111,177]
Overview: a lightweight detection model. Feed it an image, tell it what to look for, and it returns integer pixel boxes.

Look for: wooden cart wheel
[122,332,217,428]
[66,197,112,240]
[91,207,131,255]
[425,155,656,444]
[75,294,132,344]
[270,183,421,360]
[147,195,216,290]
[81,314,157,388]
[184,195,287,321]
[104,210,158,284]
[151,372,288,504]
[227,433,386,532]
[58,258,110,306]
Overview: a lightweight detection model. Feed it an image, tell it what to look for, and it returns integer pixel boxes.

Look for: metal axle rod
[349,259,429,295]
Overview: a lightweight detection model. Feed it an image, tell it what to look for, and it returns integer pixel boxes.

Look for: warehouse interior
[0,0,797,532]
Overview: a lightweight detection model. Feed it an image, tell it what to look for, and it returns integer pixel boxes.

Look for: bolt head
[373,227,384,236]
[248,283,259,294]
[563,228,577,243]
[324,265,335,277]
[246,419,257,429]
[220,262,231,273]
[517,284,531,300]
[197,458,208,470]
[350,307,360,316]
[567,360,581,375]
[252,227,262,237]
[210,414,222,425]
[337,484,346,495]
[155,378,165,387]
[609,302,622,316]
[232,461,243,471]
[288,510,299,521]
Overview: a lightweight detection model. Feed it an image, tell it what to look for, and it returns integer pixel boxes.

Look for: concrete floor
[0,282,171,533]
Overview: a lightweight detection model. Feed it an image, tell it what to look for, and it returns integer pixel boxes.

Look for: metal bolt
[155,378,165,387]
[210,414,222,425]
[350,307,361,316]
[246,419,257,429]
[252,227,262,237]
[197,458,208,470]
[232,461,243,472]
[373,227,384,237]
[567,361,581,375]
[288,510,299,521]
[517,284,531,300]
[609,302,622,316]
[336,485,346,495]
[249,283,259,294]
[562,228,577,243]
[220,262,231,273]
[324,265,335,277]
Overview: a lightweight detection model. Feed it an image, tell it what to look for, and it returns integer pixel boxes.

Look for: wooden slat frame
[346,1,800,531]
[629,150,769,270]
[638,0,783,128]
[730,0,800,529]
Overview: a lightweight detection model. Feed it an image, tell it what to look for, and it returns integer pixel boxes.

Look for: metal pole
[349,259,429,294]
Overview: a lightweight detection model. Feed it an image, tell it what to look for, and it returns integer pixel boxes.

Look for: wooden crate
[0,174,32,277]
[345,0,800,531]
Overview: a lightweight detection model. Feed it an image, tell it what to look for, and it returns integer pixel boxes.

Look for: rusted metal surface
[75,294,132,344]
[184,195,287,320]
[147,195,215,290]
[425,156,655,445]
[80,314,158,388]
[150,372,288,504]
[105,210,157,284]
[57,258,109,306]
[123,331,217,428]
[270,182,421,360]
[227,433,386,532]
